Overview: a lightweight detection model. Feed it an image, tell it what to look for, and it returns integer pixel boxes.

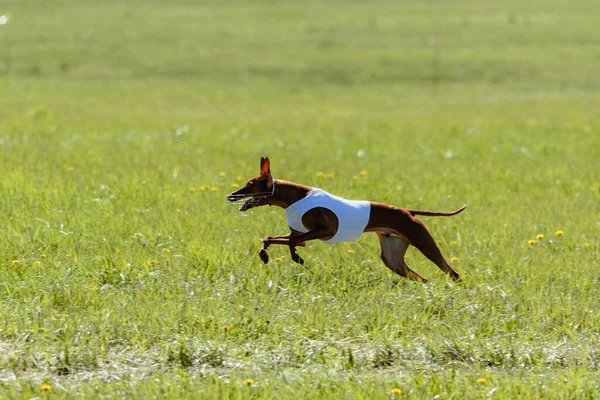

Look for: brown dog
[227,157,466,282]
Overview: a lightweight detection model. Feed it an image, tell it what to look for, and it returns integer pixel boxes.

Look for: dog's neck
[269,179,312,209]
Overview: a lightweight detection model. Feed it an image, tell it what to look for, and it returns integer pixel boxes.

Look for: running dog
[227,157,466,282]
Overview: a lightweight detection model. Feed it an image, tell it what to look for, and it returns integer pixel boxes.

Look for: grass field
[1,0,600,398]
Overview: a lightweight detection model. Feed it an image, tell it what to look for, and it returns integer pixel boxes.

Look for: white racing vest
[284,188,371,244]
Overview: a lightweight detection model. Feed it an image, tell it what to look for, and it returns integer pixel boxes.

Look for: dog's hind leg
[403,220,461,281]
[377,233,428,283]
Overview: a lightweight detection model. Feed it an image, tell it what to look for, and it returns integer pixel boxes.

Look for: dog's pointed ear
[260,157,271,177]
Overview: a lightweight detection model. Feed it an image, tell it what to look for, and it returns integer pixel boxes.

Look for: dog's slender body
[227,157,465,282]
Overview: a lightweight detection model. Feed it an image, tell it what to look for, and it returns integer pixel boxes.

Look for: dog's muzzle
[226,192,255,211]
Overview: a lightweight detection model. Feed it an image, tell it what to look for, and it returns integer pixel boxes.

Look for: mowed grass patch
[1,0,600,398]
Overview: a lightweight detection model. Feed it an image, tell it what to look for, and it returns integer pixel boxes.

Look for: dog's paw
[291,253,304,265]
[259,249,269,264]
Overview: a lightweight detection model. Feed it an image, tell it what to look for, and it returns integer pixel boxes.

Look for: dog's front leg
[287,226,333,265]
[259,237,272,264]
[259,229,305,264]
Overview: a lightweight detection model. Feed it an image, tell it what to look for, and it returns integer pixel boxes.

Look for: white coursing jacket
[284,188,371,244]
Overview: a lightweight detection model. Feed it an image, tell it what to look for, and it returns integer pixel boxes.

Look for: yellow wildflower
[347,249,355,254]
[352,175,359,180]
[327,172,335,179]
[274,257,282,262]
[40,253,47,258]
[65,253,72,258]
[133,232,142,237]
[222,325,230,332]
[210,187,218,192]
[391,388,402,396]
[536,234,544,240]
[218,171,226,177]
[477,378,487,385]
[41,383,52,392]
[450,240,459,246]
[33,261,41,266]
[359,170,367,176]
[450,257,459,263]
[188,186,196,192]
[147,259,157,266]
[528,239,538,246]
[231,183,239,189]
[199,186,207,191]
[236,175,243,181]
[555,230,564,237]
[244,378,255,386]
[162,248,171,254]
[11,260,20,266]
[316,171,325,178]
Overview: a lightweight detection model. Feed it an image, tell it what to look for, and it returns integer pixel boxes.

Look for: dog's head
[226,157,274,211]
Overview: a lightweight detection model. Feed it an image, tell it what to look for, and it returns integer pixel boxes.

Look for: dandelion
[222,325,230,332]
[218,171,226,177]
[40,383,52,392]
[244,378,254,386]
[391,388,402,396]
[316,171,325,178]
[231,183,239,189]
[450,240,459,246]
[12,260,20,266]
[147,259,157,266]
[583,242,589,247]
[210,187,218,192]
[536,234,544,240]
[199,186,207,191]
[236,175,243,181]
[528,239,538,246]
[477,378,487,385]
[162,248,171,254]
[347,249,355,254]
[33,261,41,266]
[133,232,142,237]
[352,175,359,180]
[65,253,72,258]
[188,186,196,192]
[327,172,335,179]
[450,257,459,263]
[369,290,375,295]
[274,257,282,262]
[555,230,564,237]
[40,253,47,258]
[360,170,368,176]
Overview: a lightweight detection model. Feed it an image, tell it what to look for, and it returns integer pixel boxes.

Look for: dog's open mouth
[239,198,254,211]
[227,193,255,211]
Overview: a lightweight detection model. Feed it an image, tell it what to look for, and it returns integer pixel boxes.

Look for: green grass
[1,0,600,398]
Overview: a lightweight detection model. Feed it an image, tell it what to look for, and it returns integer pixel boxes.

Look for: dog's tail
[409,204,467,217]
